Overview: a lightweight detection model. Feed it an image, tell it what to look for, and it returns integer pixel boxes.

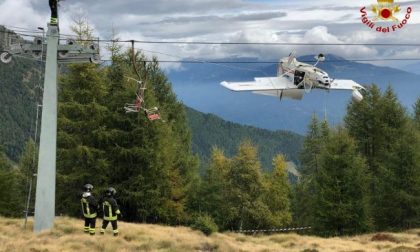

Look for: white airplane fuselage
[279,57,332,89]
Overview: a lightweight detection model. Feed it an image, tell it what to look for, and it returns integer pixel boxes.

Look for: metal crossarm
[1,36,100,64]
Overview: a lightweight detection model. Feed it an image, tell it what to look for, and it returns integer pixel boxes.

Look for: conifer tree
[0,147,24,217]
[293,115,327,227]
[380,121,420,229]
[414,97,420,130]
[263,154,292,227]
[314,128,371,235]
[225,141,273,230]
[18,140,37,218]
[56,63,110,216]
[345,85,417,230]
[198,147,231,229]
[300,115,322,176]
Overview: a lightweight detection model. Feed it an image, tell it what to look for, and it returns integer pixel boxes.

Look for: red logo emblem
[360,0,412,32]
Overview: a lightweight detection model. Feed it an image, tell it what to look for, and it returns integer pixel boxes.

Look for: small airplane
[220,53,365,102]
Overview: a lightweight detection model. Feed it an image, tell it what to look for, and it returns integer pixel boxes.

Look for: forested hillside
[0,56,40,161]
[185,107,303,172]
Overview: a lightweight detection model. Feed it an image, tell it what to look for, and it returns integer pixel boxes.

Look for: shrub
[191,214,218,236]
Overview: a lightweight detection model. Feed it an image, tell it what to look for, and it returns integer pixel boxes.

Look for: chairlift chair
[124,95,143,113]
[144,107,161,121]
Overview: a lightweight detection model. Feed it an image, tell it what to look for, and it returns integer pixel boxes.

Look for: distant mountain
[168,54,420,134]
[185,106,304,173]
[401,62,420,75]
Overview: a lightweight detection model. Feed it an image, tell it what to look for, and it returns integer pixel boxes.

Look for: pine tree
[345,85,415,230]
[313,128,371,235]
[292,115,327,227]
[0,146,25,217]
[55,18,112,215]
[380,121,420,229]
[56,63,110,216]
[414,97,420,130]
[300,115,322,176]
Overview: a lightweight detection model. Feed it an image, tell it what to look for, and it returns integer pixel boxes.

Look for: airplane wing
[253,89,304,100]
[329,79,364,91]
[329,79,365,102]
[220,76,294,91]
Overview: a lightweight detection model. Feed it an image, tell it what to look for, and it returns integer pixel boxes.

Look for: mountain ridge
[185,106,304,173]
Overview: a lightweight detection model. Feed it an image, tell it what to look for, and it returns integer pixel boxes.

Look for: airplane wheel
[89,43,98,51]
[67,39,76,45]
[0,52,12,64]
[89,55,100,64]
[32,51,42,59]
[58,51,69,58]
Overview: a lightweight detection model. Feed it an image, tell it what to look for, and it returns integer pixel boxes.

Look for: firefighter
[49,0,59,25]
[100,187,122,236]
[81,184,98,235]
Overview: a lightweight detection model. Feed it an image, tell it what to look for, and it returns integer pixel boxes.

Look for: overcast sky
[0,0,419,70]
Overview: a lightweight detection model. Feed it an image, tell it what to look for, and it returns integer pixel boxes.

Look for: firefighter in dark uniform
[49,0,59,25]
[100,187,122,236]
[81,184,98,235]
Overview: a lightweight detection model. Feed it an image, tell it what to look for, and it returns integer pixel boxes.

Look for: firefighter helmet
[106,187,116,196]
[83,184,93,192]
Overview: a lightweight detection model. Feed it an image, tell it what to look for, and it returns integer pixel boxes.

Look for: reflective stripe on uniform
[113,229,119,234]
[89,228,95,234]
[103,201,117,221]
[81,198,97,218]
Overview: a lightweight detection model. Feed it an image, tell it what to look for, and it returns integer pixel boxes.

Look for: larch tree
[263,154,292,227]
[345,85,417,230]
[293,115,328,227]
[313,128,371,235]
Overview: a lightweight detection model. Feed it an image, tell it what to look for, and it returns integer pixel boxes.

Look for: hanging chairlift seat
[124,96,143,113]
[144,107,161,121]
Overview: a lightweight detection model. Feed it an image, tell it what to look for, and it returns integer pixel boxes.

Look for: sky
[0,0,419,70]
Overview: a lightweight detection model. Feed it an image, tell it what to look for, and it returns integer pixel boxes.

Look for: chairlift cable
[2,28,420,47]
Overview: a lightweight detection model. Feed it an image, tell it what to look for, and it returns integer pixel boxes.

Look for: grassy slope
[1,217,419,252]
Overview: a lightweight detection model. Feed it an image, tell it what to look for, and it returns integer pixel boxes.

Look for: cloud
[147,11,287,25]
[0,0,46,29]
[1,0,419,71]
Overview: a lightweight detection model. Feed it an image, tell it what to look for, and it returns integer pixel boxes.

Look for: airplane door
[294,70,305,86]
